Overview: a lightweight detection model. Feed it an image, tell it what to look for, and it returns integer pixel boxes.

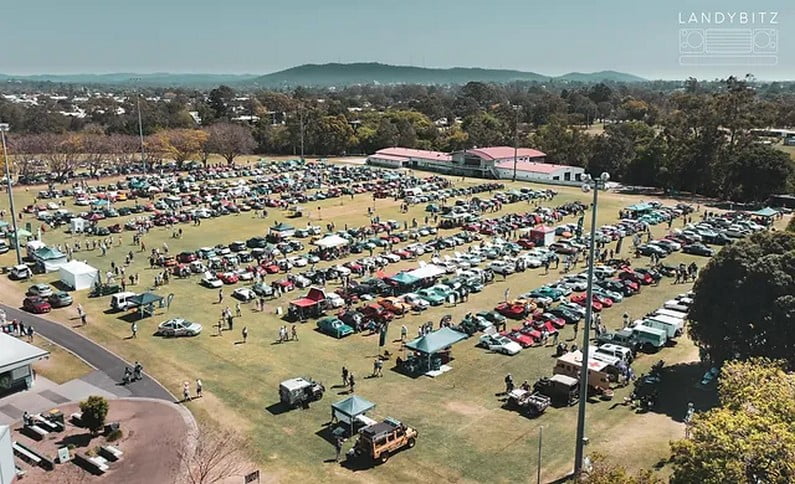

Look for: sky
[1,0,793,80]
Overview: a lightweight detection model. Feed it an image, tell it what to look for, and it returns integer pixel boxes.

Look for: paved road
[1,303,174,402]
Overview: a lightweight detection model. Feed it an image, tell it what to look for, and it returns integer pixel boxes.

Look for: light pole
[0,123,23,265]
[573,171,610,476]
[512,105,521,182]
[299,110,305,162]
[129,78,147,172]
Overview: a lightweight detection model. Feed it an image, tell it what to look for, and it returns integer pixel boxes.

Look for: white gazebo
[59,260,99,291]
[313,234,349,249]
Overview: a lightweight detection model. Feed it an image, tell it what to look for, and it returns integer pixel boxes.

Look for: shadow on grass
[634,360,719,422]
[264,402,291,416]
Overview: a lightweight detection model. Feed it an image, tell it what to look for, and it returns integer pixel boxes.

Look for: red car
[592,294,614,308]
[495,301,530,319]
[359,303,395,323]
[519,323,546,340]
[616,277,640,292]
[619,269,653,286]
[534,312,566,329]
[262,263,280,274]
[23,296,51,314]
[570,293,604,312]
[393,249,412,259]
[177,251,197,263]
[502,329,535,348]
[516,238,536,249]
[217,272,239,284]
[275,278,295,291]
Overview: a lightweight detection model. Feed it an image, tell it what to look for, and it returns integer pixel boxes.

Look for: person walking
[335,436,344,462]
[218,289,224,304]
[291,325,298,341]
[195,378,203,398]
[342,366,349,386]
[400,324,407,341]
[182,381,191,402]
[235,302,241,317]
[348,373,355,393]
[242,326,248,343]
[504,374,514,394]
[131,321,138,339]
[80,311,87,326]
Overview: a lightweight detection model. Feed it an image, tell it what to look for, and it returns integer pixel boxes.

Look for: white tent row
[313,234,349,249]
[59,260,99,291]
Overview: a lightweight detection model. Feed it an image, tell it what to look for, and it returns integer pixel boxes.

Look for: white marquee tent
[313,234,349,249]
[59,260,99,291]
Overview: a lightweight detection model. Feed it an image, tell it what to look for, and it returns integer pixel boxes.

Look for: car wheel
[380,451,390,463]
[407,438,416,448]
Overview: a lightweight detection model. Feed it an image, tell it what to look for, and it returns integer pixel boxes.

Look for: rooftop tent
[331,395,376,436]
[405,327,468,355]
[751,207,779,218]
[59,260,99,291]
[313,234,349,249]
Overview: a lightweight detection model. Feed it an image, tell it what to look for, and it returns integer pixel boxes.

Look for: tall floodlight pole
[0,123,22,265]
[130,78,147,172]
[299,110,305,162]
[512,105,520,182]
[573,171,610,476]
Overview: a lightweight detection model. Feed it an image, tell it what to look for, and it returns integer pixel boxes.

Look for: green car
[416,288,445,306]
[529,286,564,301]
[477,310,507,326]
[316,316,354,339]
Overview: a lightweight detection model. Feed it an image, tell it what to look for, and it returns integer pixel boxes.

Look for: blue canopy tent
[403,327,468,374]
[332,395,376,436]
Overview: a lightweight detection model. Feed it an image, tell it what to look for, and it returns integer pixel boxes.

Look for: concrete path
[1,303,174,402]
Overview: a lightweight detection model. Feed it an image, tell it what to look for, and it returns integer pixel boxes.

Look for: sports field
[0,163,730,482]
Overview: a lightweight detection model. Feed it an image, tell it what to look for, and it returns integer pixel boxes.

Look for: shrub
[106,428,123,442]
[79,395,109,435]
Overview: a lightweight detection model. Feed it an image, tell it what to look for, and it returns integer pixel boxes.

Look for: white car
[156,318,202,337]
[333,265,351,277]
[478,333,522,355]
[383,253,401,263]
[288,256,308,267]
[401,293,430,311]
[516,254,543,268]
[488,260,515,275]
[201,272,223,288]
[593,265,616,277]
[561,275,588,292]
[325,292,345,308]
[235,269,254,281]
[232,287,256,301]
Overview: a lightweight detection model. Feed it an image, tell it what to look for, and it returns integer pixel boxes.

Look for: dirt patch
[444,401,490,418]
[12,398,191,483]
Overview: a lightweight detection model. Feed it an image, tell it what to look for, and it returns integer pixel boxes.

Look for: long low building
[366,146,585,185]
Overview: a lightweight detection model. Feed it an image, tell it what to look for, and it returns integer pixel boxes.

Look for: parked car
[27,283,53,297]
[201,272,223,288]
[682,243,714,256]
[232,287,256,301]
[478,333,522,355]
[352,418,418,464]
[155,318,202,337]
[316,316,354,338]
[23,296,51,314]
[48,291,74,308]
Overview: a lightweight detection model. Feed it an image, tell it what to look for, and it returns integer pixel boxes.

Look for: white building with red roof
[367,145,584,185]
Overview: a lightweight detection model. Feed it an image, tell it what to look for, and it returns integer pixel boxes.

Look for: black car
[229,241,247,252]
[596,280,634,297]
[682,243,714,256]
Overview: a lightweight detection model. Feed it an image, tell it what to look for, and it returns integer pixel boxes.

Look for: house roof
[494,160,567,174]
[0,332,49,374]
[374,147,452,162]
[467,146,546,160]
[368,153,410,162]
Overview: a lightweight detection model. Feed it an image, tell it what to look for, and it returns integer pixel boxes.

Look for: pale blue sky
[1,0,792,79]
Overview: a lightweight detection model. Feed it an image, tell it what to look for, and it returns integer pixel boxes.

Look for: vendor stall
[399,327,468,377]
[126,292,165,319]
[528,225,556,247]
[59,260,99,291]
[331,395,376,437]
[288,287,327,321]
[313,234,349,249]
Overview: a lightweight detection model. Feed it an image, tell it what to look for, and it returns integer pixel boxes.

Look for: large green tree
[688,231,795,365]
[670,358,795,483]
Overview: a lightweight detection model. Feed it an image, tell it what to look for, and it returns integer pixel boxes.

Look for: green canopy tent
[127,292,165,319]
[331,395,376,436]
[404,327,468,374]
[750,207,779,219]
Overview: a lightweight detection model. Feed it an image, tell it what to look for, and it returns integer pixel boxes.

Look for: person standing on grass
[242,326,248,343]
[183,382,190,402]
[400,324,407,341]
[196,379,203,397]
[80,311,87,326]
[218,289,223,304]
[335,436,344,462]
[235,302,241,318]
[291,325,298,341]
[27,326,34,342]
[342,366,349,386]
[131,322,138,339]
[349,373,355,393]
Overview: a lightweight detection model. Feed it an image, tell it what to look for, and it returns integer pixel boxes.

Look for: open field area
[0,161,774,482]
[30,334,94,384]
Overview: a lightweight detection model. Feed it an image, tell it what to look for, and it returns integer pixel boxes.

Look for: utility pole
[512,105,520,182]
[573,172,610,476]
[0,123,23,265]
[299,110,305,162]
[130,78,147,172]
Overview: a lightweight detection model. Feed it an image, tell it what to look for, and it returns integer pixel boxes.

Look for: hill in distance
[0,63,646,88]
[248,62,646,87]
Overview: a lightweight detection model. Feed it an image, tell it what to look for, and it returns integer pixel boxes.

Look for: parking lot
[0,159,775,482]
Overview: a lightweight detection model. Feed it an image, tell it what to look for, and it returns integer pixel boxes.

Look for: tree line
[1,76,793,200]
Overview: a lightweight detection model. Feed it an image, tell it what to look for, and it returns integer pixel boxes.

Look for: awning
[332,395,375,420]
[750,207,778,217]
[0,332,49,374]
[405,327,468,355]
[271,222,295,232]
[389,272,419,285]
[314,234,349,249]
[34,247,66,261]
[406,264,445,280]
[128,292,164,307]
[290,297,319,308]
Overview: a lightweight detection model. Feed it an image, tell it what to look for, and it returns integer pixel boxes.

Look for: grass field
[31,334,93,384]
[0,164,744,482]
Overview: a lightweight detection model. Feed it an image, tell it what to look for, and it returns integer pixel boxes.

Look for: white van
[663,299,690,313]
[653,308,688,320]
[647,314,685,336]
[596,344,633,364]
[110,292,138,311]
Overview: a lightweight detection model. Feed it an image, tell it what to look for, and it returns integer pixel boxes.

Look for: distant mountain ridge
[0,63,646,88]
[247,63,646,87]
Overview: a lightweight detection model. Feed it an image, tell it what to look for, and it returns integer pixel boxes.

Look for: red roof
[494,160,567,174]
[369,154,409,162]
[374,147,452,162]
[290,297,319,308]
[467,146,546,160]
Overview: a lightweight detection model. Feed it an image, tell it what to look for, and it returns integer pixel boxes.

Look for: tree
[157,129,209,168]
[40,133,81,181]
[529,117,594,167]
[669,359,795,483]
[79,395,109,435]
[688,231,795,366]
[582,452,660,484]
[207,85,235,121]
[373,118,399,149]
[178,426,250,484]
[461,111,506,147]
[204,123,256,165]
[718,144,794,202]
